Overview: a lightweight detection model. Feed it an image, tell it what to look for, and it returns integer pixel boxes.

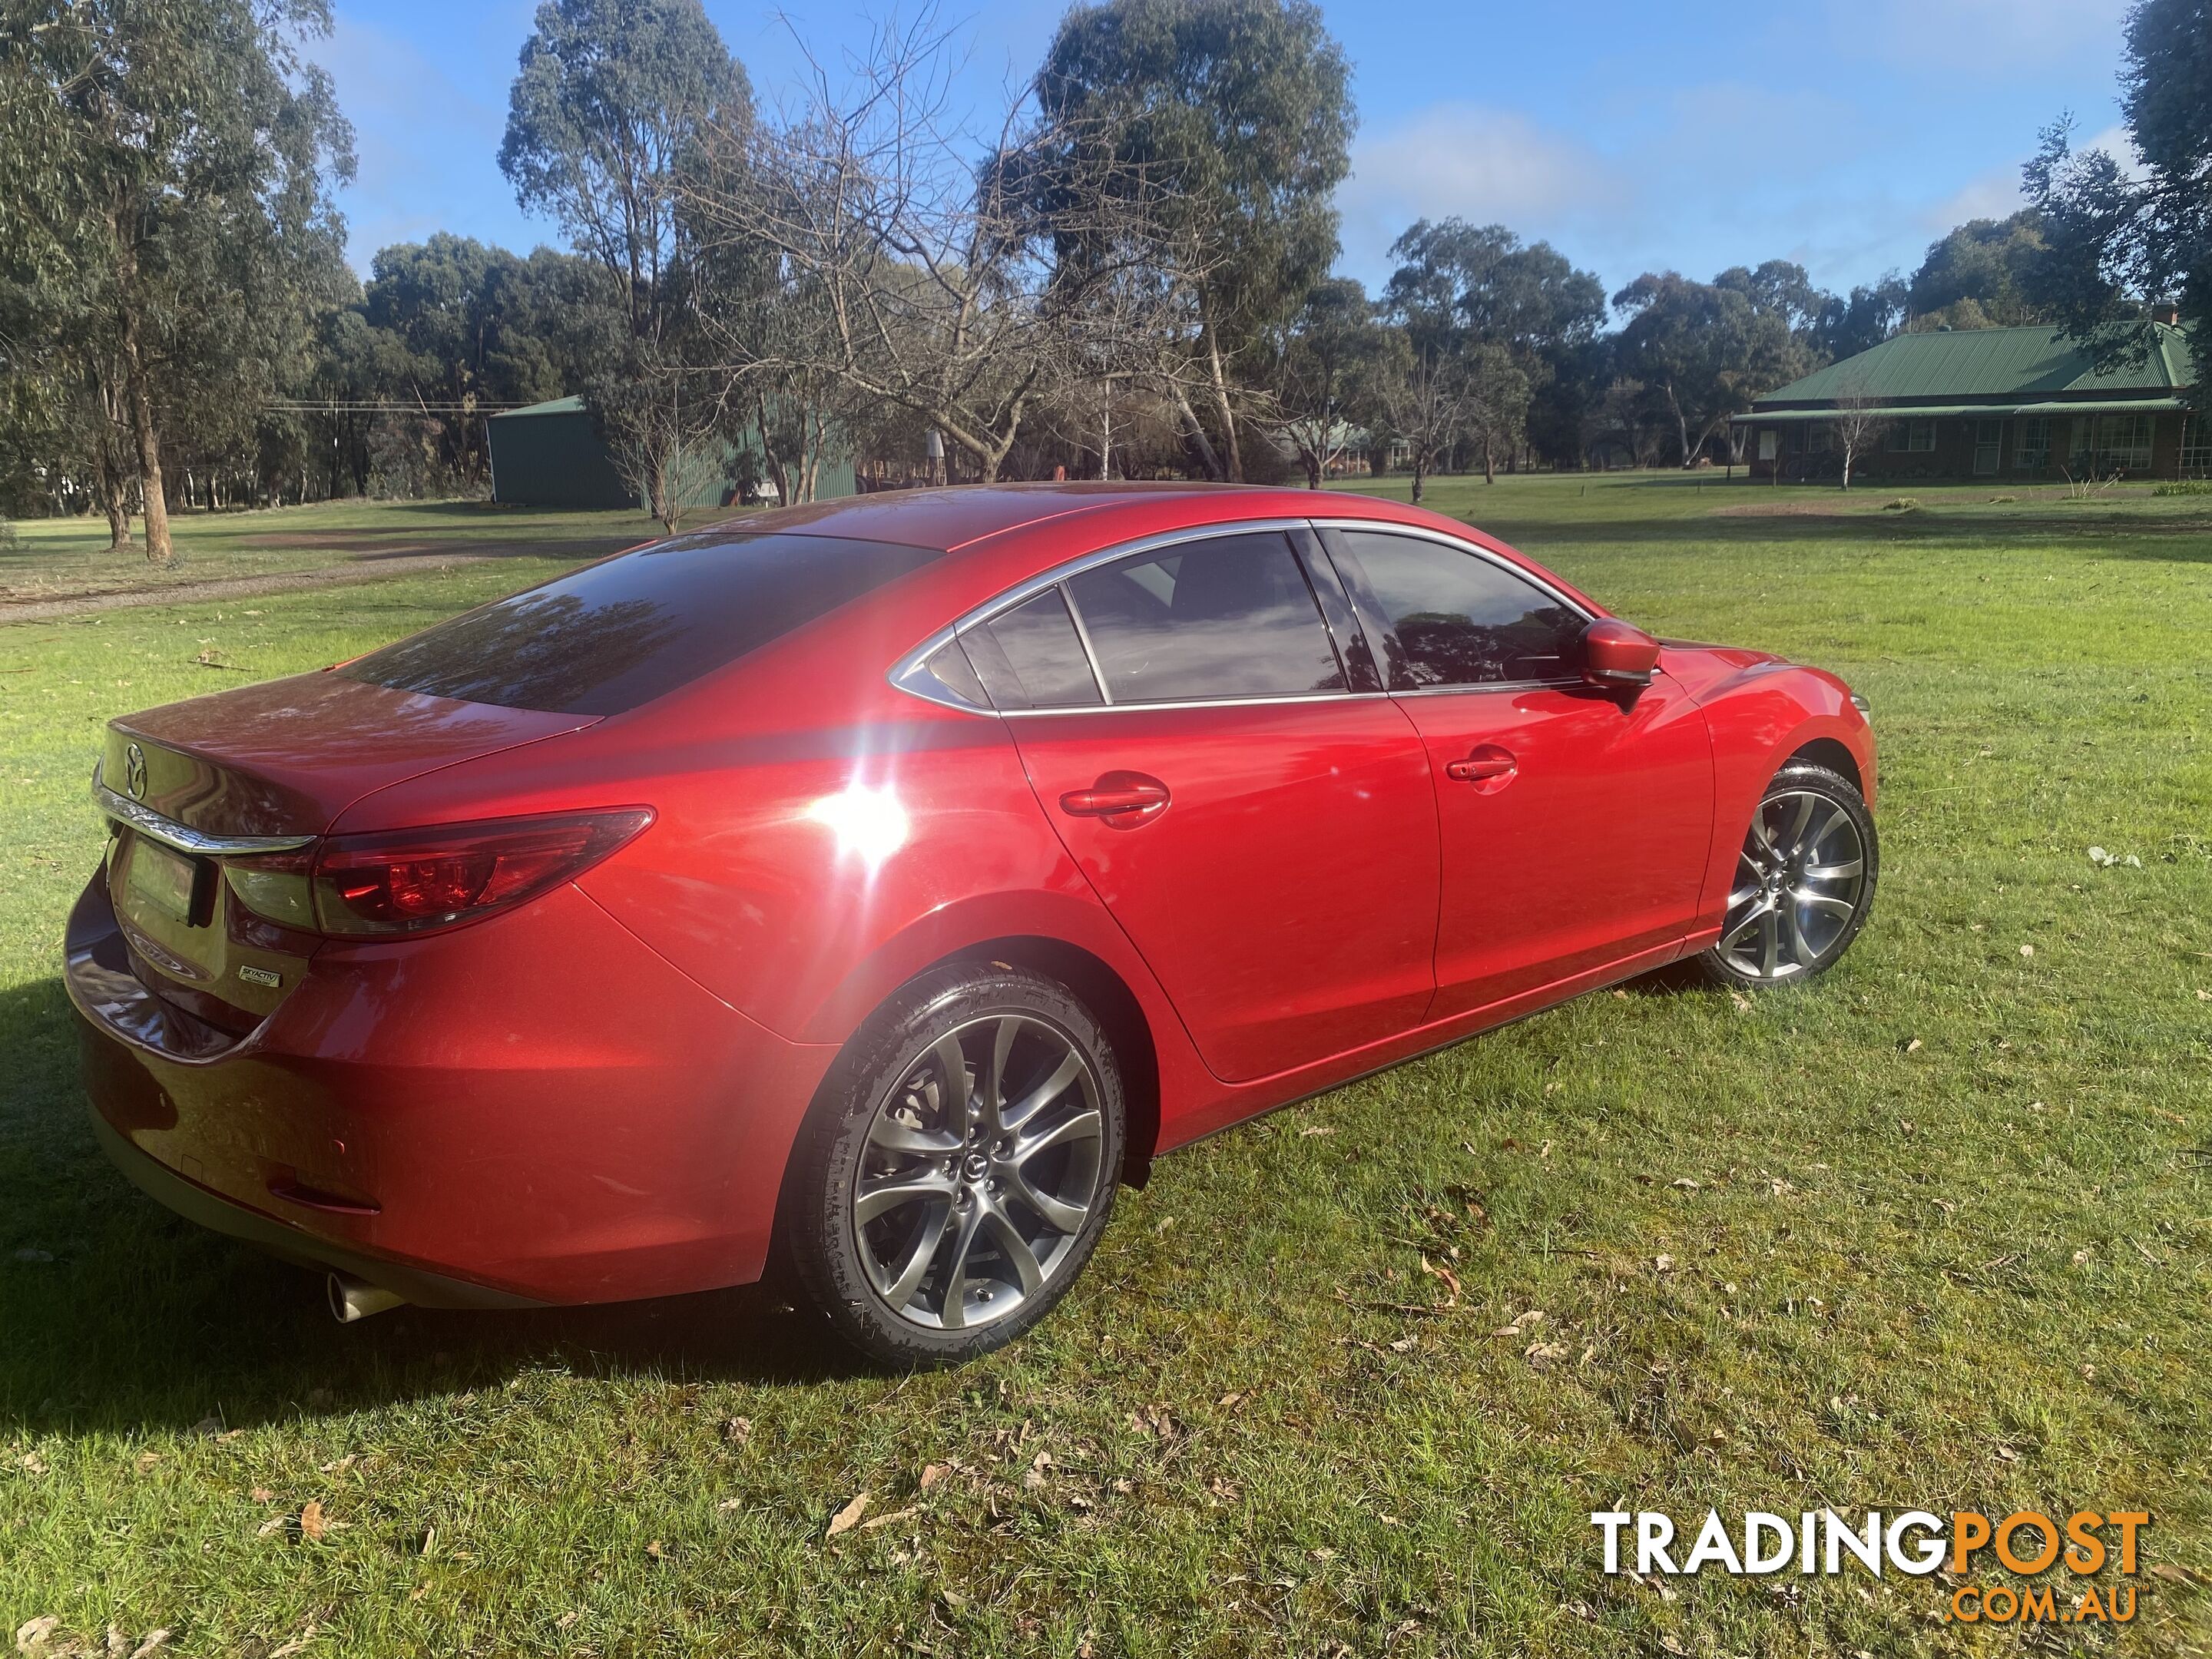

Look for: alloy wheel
[1716,788,1868,981]
[850,1014,1105,1330]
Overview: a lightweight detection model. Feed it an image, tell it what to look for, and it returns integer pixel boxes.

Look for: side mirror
[1582,618,1661,690]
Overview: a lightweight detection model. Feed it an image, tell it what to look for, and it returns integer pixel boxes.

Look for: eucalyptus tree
[2026,0,2210,358]
[1026,0,1355,481]
[0,0,354,558]
[1383,219,1601,473]
[1608,271,1799,467]
[1266,277,1384,488]
[500,0,753,526]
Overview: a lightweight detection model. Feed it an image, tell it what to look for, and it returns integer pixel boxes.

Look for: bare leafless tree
[1829,389,1891,491]
[678,12,1210,484]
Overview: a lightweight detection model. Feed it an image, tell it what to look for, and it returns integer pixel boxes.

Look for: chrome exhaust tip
[326,1272,406,1323]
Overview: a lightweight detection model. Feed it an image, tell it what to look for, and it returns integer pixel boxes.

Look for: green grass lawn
[0,498,667,606]
[2,474,2208,1656]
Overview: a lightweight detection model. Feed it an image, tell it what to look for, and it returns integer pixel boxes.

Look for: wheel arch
[803,891,1181,1184]
[940,935,1161,1187]
[1785,735,1863,796]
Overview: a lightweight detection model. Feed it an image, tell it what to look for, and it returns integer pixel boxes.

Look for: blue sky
[317,0,2137,305]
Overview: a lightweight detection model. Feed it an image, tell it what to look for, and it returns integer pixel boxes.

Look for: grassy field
[0,498,666,608]
[2,473,2209,1656]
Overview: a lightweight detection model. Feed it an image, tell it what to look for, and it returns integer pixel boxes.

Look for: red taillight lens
[227,808,653,938]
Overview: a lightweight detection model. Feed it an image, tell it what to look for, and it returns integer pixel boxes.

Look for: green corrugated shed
[487,396,857,509]
[487,398,634,507]
[1753,323,2197,408]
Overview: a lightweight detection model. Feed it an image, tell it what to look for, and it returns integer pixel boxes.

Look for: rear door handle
[1059,772,1171,823]
[1445,746,1517,784]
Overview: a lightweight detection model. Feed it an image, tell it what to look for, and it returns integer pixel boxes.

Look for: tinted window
[1330,530,1584,689]
[967,588,1101,707]
[912,638,988,707]
[340,531,942,714]
[1066,531,1346,703]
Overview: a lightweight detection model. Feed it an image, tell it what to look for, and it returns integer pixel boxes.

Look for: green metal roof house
[1734,314,2204,482]
[486,396,856,509]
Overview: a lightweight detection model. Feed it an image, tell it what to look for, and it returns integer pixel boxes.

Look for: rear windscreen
[338,531,943,714]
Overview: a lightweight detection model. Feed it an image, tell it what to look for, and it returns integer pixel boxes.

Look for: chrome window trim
[1306,518,1597,628]
[1056,583,1116,707]
[888,519,1314,714]
[998,689,1394,719]
[886,515,1597,715]
[91,769,315,857]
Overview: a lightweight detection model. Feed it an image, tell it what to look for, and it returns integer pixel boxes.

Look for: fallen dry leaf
[859,1505,921,1532]
[264,1627,316,1659]
[1525,1340,1569,1367]
[250,1486,275,1504]
[645,1539,664,1560]
[1654,1254,1674,1273]
[298,1501,328,1542]
[129,1633,172,1659]
[1903,1038,1922,1054]
[826,1492,869,1538]
[1671,1177,1700,1190]
[919,1462,952,1490]
[1417,1255,1461,1302]
[1298,1124,1335,1137]
[15,1617,59,1653]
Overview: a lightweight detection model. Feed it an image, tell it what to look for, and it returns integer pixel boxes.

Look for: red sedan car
[67,485,1876,1364]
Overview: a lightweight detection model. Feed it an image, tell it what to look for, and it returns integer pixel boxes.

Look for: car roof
[690,481,1446,554]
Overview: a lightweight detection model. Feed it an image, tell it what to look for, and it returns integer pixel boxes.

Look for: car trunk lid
[97,672,596,1026]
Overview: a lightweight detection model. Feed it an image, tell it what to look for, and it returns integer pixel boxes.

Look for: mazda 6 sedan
[67,484,1876,1364]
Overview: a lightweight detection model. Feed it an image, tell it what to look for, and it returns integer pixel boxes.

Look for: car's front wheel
[785,962,1124,1366]
[1697,760,1876,988]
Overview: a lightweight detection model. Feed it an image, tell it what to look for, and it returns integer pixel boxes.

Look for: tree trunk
[1198,290,1242,482]
[1482,434,1496,485]
[1169,382,1224,481]
[1666,384,1691,470]
[1411,452,1428,504]
[119,316,173,565]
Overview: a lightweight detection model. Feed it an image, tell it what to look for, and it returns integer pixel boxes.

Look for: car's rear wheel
[1697,761,1876,988]
[786,962,1124,1366]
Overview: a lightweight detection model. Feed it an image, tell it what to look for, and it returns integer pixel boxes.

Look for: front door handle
[1445,745,1517,786]
[1060,771,1171,824]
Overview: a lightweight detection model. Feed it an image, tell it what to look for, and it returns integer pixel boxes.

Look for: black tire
[784,962,1124,1367]
[1696,761,1877,989]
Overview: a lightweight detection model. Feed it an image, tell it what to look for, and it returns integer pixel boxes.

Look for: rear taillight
[224,808,652,938]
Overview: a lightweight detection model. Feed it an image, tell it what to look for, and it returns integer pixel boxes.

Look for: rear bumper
[65,872,840,1306]
[85,1108,539,1308]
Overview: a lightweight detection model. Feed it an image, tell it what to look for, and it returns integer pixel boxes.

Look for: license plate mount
[127,836,214,927]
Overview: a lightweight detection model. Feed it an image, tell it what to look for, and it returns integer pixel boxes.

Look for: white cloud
[1336,104,1624,280]
[1826,0,2130,71]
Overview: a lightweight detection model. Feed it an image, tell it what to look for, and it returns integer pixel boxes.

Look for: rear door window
[1065,531,1346,704]
[1325,529,1585,690]
[339,531,942,714]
